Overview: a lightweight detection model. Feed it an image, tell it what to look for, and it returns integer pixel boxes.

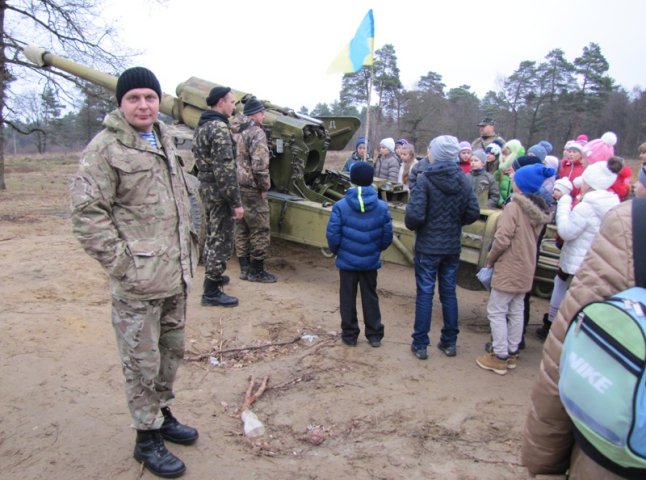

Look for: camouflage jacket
[70,110,198,300]
[231,116,271,192]
[470,134,505,152]
[192,111,242,208]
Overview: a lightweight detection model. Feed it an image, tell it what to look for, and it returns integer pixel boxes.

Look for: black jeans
[339,269,384,343]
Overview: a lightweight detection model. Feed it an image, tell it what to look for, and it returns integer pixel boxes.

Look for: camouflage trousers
[234,189,271,260]
[111,293,186,430]
[202,193,234,281]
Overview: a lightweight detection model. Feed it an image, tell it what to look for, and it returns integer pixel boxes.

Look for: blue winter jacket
[326,186,393,271]
[405,161,480,255]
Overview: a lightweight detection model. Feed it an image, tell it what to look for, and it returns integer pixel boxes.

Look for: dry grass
[3,153,79,195]
[324,150,350,170]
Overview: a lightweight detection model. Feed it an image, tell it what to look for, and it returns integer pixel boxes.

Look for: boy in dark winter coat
[326,162,393,347]
[476,164,554,375]
[467,150,499,209]
[405,135,480,360]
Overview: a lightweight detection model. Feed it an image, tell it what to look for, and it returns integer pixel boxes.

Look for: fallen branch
[185,335,302,362]
[240,375,269,412]
[239,375,270,438]
[267,373,316,391]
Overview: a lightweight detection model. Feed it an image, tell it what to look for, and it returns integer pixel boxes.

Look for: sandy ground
[0,154,554,480]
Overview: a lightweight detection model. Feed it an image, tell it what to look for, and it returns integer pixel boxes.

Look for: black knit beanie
[206,86,232,107]
[116,67,162,106]
[243,98,265,116]
[350,162,374,187]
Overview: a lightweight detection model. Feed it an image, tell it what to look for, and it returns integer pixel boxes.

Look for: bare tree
[0,0,133,190]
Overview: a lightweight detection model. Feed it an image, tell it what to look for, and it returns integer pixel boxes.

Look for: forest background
[1,0,645,191]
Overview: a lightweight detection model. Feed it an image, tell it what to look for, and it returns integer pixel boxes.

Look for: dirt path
[0,154,551,479]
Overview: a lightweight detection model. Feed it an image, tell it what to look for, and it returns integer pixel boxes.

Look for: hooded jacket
[408,157,430,191]
[70,110,198,300]
[192,110,242,208]
[486,194,552,293]
[326,186,393,271]
[556,189,620,275]
[405,161,480,255]
[522,200,636,479]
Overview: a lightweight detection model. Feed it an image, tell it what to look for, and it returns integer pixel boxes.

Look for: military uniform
[192,111,242,283]
[232,116,271,262]
[70,109,198,430]
[470,134,505,152]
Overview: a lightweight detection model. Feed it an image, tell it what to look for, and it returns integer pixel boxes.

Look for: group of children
[342,136,419,188]
[330,132,646,377]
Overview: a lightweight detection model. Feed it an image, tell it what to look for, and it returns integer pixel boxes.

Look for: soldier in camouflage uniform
[69,67,199,478]
[470,117,505,152]
[232,98,277,283]
[192,86,244,307]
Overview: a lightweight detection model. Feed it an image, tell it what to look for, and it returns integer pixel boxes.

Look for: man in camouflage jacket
[192,86,244,307]
[232,97,276,283]
[70,67,198,478]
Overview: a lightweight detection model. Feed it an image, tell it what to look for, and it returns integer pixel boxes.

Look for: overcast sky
[103,0,645,111]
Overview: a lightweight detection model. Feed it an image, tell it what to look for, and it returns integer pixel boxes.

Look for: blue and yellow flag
[327,9,374,74]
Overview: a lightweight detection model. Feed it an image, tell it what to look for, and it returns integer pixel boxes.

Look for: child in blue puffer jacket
[326,162,393,347]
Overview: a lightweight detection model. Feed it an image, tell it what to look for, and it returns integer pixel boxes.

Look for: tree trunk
[0,2,6,190]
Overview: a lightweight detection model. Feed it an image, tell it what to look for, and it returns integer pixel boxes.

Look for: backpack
[558,197,646,479]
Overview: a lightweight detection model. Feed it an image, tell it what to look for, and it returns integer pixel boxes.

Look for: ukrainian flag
[327,9,374,74]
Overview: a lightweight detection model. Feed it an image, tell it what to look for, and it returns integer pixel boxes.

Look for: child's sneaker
[411,344,428,360]
[476,352,508,375]
[437,342,457,357]
[507,351,519,369]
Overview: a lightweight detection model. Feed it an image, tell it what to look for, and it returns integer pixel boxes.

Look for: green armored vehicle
[22,45,556,296]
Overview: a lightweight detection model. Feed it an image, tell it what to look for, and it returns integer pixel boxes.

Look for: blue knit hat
[350,161,374,186]
[539,140,553,155]
[355,136,367,150]
[513,164,555,194]
[527,144,547,162]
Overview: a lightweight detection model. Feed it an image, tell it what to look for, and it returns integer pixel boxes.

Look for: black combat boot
[238,256,250,281]
[201,278,239,307]
[160,407,199,445]
[535,313,552,340]
[247,259,277,283]
[133,429,186,478]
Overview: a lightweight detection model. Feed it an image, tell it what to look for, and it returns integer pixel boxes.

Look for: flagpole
[326,8,374,161]
[364,68,373,162]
